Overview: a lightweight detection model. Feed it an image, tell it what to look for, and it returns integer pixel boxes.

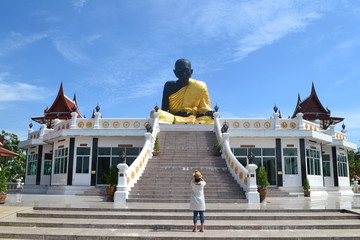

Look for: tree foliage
[0,130,26,181]
[349,150,360,179]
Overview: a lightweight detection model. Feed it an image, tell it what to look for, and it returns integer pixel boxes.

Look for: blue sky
[0,0,359,146]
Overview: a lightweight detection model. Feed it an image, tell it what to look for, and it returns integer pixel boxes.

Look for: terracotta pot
[105,186,116,198]
[153,152,161,156]
[304,191,311,197]
[258,187,268,203]
[0,193,6,204]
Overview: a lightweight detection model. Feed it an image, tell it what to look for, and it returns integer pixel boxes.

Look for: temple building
[19,83,357,199]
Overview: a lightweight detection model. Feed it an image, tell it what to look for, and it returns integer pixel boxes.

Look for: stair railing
[114,112,160,202]
[213,112,260,203]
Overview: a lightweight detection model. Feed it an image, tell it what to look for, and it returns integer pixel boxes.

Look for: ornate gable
[292,83,343,129]
[31,83,82,128]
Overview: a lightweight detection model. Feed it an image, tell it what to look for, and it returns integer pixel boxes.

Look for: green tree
[0,130,26,181]
[349,150,360,179]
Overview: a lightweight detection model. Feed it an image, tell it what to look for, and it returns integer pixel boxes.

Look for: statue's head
[174,58,193,82]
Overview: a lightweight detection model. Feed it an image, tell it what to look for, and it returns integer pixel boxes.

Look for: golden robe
[153,79,213,124]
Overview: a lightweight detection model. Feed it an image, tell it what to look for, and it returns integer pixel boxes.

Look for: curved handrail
[213,113,249,192]
[125,112,160,190]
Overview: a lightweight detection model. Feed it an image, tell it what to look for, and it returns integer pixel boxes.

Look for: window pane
[76,156,83,173]
[236,157,247,166]
[262,148,275,156]
[249,148,261,156]
[126,157,136,166]
[323,162,330,176]
[234,148,247,156]
[99,148,111,155]
[112,147,125,156]
[284,148,297,156]
[126,148,140,155]
[77,147,90,155]
[83,157,89,173]
[111,156,120,166]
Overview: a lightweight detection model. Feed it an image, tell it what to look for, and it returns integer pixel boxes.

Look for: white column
[70,112,78,129]
[114,162,129,202]
[296,113,304,129]
[94,112,101,129]
[329,125,335,138]
[246,164,259,203]
[273,112,280,129]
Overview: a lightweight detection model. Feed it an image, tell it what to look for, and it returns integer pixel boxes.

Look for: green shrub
[0,167,8,193]
[303,178,310,191]
[257,166,270,188]
[104,165,118,186]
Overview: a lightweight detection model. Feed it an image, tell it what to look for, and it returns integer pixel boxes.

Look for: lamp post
[114,150,128,202]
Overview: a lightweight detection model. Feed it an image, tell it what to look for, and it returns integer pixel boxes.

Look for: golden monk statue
[153,59,214,124]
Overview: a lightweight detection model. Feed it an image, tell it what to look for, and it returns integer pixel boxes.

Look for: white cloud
[0,32,48,57]
[53,38,90,64]
[73,0,88,13]
[0,72,47,102]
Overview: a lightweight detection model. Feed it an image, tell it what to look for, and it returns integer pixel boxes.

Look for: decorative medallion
[86,122,93,128]
[131,171,135,179]
[264,122,271,129]
[113,121,120,128]
[227,157,231,164]
[239,172,244,180]
[123,121,130,128]
[66,123,70,129]
[78,122,84,128]
[144,121,150,128]
[243,122,250,128]
[310,126,313,130]
[305,124,308,129]
[57,126,61,131]
[254,122,261,129]
[231,161,234,169]
[281,122,288,129]
[290,122,297,129]
[233,121,240,128]
[136,166,139,173]
[133,121,140,128]
[244,177,248,185]
[140,161,143,168]
[103,121,110,128]
[62,125,65,129]
[127,177,130,185]
[234,166,238,174]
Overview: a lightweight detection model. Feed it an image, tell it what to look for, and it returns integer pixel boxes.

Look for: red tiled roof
[0,147,18,157]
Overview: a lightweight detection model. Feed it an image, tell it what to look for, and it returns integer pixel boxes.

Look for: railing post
[70,112,78,129]
[94,112,101,129]
[246,164,260,203]
[296,113,304,129]
[114,162,129,202]
[273,112,280,129]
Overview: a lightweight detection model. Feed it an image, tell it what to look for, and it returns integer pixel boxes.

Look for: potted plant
[104,165,118,200]
[303,178,311,197]
[0,167,8,204]
[153,135,160,156]
[213,138,221,156]
[257,165,270,203]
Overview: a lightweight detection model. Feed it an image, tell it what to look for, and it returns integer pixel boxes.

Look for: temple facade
[19,83,357,199]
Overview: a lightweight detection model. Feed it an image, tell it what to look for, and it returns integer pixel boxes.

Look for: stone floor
[1,192,360,213]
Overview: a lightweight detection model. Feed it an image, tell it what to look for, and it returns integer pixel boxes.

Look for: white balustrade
[114,112,160,203]
[214,113,260,203]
